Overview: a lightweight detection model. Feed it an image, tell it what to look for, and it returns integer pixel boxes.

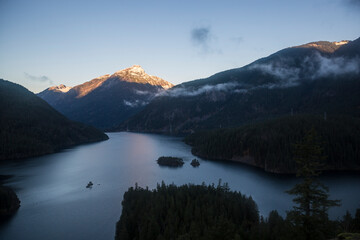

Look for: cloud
[24,72,53,85]
[134,90,151,95]
[191,27,210,46]
[155,53,359,99]
[312,54,360,78]
[346,0,360,8]
[157,82,240,98]
[123,99,148,107]
[249,53,360,88]
[340,0,360,11]
[249,62,300,87]
[191,26,220,54]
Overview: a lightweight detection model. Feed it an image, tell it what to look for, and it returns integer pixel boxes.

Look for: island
[86,181,94,188]
[190,158,200,167]
[156,156,184,167]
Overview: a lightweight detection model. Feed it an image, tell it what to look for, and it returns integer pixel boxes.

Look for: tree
[286,128,340,240]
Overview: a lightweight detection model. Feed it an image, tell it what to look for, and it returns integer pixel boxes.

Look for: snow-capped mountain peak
[48,84,72,93]
[110,65,174,89]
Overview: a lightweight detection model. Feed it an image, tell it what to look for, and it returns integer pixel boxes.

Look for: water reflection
[0,132,359,240]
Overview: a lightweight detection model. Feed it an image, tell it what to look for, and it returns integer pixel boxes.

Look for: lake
[0,132,359,240]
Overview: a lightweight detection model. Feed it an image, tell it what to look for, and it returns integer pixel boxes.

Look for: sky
[0,0,359,93]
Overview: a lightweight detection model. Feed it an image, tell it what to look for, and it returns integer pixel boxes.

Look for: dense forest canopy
[115,182,360,240]
[185,115,360,173]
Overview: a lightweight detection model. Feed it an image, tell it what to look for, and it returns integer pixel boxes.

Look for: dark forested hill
[119,38,360,134]
[185,115,360,174]
[0,79,108,161]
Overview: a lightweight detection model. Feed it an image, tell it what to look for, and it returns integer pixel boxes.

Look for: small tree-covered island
[157,156,184,167]
[190,158,200,167]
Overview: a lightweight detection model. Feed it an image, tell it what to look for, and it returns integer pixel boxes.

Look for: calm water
[0,132,359,240]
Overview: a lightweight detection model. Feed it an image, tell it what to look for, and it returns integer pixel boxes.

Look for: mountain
[36,84,72,107]
[0,79,108,161]
[38,65,174,130]
[185,115,360,174]
[118,37,360,134]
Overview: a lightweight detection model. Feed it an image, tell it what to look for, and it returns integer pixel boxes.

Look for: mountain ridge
[38,65,174,129]
[118,37,360,134]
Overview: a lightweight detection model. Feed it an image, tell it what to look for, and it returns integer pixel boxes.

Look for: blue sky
[0,0,359,93]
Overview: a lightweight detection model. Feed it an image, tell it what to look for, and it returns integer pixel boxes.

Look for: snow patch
[49,84,72,93]
[334,41,349,46]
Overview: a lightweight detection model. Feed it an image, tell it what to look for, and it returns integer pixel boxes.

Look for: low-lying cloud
[313,54,359,78]
[24,72,53,85]
[154,52,359,99]
[249,63,301,88]
[250,53,360,87]
[123,99,148,107]
[157,82,240,98]
[134,90,151,95]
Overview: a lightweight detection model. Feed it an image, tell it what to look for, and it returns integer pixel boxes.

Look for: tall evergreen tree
[286,128,340,240]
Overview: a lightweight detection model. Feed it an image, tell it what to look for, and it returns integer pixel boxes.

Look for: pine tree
[286,128,340,240]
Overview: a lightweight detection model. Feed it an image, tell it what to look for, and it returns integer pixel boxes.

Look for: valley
[1,35,359,240]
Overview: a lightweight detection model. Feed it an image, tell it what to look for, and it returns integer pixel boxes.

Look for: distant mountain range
[0,79,108,161]
[118,38,360,134]
[38,65,174,129]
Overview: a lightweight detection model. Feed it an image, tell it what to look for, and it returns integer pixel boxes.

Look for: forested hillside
[0,79,108,161]
[185,115,360,173]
